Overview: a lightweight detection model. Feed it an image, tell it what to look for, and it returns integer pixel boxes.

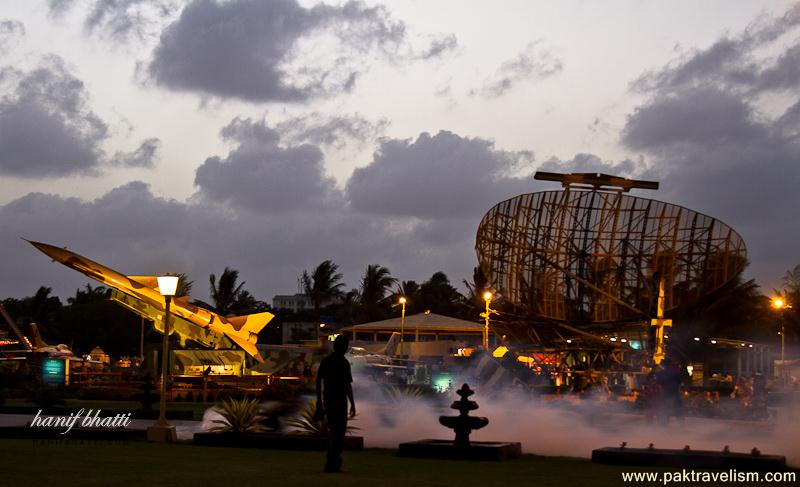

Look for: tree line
[0,262,490,357]
[2,261,798,358]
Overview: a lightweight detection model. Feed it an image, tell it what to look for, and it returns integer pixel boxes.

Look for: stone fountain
[398,383,521,461]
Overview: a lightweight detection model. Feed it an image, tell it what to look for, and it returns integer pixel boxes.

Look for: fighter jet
[26,323,76,358]
[349,332,402,365]
[27,240,273,362]
[0,305,84,361]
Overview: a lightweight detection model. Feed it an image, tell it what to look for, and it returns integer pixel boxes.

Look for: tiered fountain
[398,383,521,461]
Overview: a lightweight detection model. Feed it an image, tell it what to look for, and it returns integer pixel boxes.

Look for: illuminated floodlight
[711,339,717,344]
[694,337,700,342]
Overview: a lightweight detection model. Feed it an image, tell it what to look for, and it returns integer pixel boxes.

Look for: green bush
[284,399,359,436]
[209,397,268,434]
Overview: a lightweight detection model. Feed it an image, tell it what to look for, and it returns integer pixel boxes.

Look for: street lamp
[147,275,179,442]
[771,297,792,386]
[481,291,495,349]
[398,297,407,356]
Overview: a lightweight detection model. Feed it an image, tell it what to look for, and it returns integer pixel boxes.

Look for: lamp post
[147,275,179,442]
[398,297,407,356]
[771,297,791,386]
[481,291,494,350]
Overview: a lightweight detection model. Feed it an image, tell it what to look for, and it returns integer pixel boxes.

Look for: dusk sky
[1,0,798,302]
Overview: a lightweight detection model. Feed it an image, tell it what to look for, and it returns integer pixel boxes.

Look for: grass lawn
[0,439,662,487]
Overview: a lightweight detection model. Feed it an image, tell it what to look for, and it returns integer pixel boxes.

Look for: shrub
[284,399,359,436]
[209,397,267,434]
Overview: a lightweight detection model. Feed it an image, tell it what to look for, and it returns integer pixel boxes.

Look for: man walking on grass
[316,334,356,473]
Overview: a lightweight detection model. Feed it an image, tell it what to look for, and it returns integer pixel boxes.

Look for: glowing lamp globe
[157,276,179,297]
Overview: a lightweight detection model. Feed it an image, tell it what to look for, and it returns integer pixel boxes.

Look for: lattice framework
[476,189,746,328]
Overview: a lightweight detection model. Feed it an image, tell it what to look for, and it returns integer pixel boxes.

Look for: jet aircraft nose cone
[27,240,71,263]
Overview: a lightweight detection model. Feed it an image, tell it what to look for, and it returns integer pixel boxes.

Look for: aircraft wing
[126,275,161,289]
[109,289,234,350]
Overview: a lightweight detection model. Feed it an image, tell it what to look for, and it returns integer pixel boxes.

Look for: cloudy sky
[1,0,798,303]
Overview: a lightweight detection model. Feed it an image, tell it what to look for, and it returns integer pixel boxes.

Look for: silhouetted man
[656,358,688,424]
[316,334,356,473]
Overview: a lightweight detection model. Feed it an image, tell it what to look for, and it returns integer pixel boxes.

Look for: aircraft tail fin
[226,312,274,335]
[224,312,273,363]
[226,333,264,363]
[28,323,49,349]
[381,332,401,357]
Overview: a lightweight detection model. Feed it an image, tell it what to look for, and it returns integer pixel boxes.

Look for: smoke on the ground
[350,374,800,467]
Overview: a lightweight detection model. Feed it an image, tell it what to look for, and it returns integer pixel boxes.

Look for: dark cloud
[346,131,534,218]
[0,19,25,52]
[48,0,181,42]
[194,117,342,213]
[0,56,159,178]
[414,34,458,60]
[146,0,455,102]
[538,153,640,177]
[0,56,108,177]
[0,120,554,300]
[632,4,800,95]
[147,0,389,101]
[84,0,181,42]
[0,179,476,302]
[621,4,800,286]
[275,112,389,149]
[110,137,161,168]
[621,87,764,152]
[757,43,800,92]
[474,41,563,98]
[46,0,77,17]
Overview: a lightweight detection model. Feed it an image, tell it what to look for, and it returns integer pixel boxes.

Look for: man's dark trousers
[325,406,347,472]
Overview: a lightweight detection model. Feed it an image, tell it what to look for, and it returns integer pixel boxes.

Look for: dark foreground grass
[0,439,660,487]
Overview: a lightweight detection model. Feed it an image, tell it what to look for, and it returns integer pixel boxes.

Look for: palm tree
[68,283,107,305]
[27,286,62,325]
[302,260,345,320]
[419,272,466,316]
[169,273,193,298]
[359,264,397,322]
[463,266,489,317]
[391,280,421,315]
[209,267,245,316]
